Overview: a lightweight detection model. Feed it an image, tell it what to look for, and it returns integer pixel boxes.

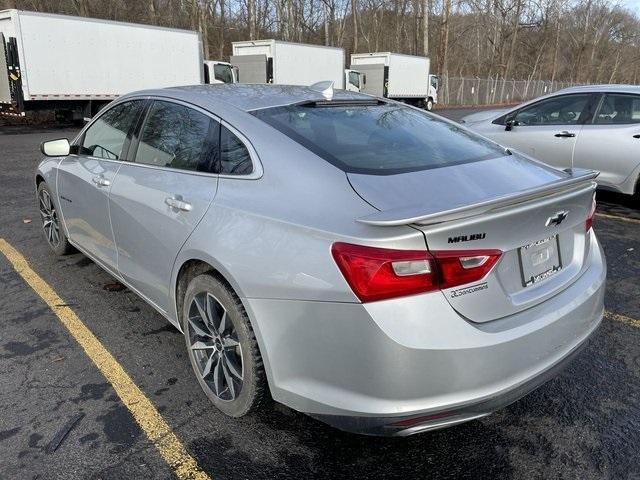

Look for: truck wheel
[426,98,434,111]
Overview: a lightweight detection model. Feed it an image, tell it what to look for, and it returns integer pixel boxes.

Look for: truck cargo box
[231,39,345,88]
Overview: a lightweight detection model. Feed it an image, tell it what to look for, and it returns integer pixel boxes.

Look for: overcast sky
[620,0,640,13]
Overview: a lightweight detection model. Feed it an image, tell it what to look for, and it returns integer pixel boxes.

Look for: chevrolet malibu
[36,84,606,436]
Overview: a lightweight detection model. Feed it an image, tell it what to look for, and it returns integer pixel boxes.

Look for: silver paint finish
[36,84,606,434]
[462,84,640,195]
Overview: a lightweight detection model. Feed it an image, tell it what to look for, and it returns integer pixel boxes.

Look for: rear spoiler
[357,168,599,227]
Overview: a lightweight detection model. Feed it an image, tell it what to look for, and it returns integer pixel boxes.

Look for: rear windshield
[252,103,506,175]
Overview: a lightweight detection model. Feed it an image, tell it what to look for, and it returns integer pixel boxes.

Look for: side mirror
[362,74,366,86]
[505,119,518,132]
[41,138,70,157]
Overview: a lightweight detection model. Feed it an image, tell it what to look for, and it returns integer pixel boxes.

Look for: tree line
[3,0,640,83]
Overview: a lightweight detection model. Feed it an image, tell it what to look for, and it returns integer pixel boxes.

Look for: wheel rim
[187,292,243,402]
[39,188,60,248]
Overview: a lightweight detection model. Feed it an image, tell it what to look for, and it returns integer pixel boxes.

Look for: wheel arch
[172,254,275,394]
[172,253,248,333]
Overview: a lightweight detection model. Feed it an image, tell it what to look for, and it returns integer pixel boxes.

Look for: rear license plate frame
[518,235,562,287]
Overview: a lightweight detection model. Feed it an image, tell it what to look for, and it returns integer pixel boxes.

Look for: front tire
[182,274,267,417]
[37,182,74,256]
[426,98,434,111]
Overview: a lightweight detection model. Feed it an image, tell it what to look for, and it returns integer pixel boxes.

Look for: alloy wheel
[39,188,60,248]
[187,292,244,401]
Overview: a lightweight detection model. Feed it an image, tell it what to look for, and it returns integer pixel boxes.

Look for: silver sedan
[36,84,605,436]
[461,84,640,198]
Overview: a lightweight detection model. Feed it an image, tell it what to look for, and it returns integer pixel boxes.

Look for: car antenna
[309,81,334,101]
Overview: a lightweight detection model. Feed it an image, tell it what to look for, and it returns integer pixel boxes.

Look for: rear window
[252,103,505,175]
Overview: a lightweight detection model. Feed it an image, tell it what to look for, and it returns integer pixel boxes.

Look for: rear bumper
[244,232,606,435]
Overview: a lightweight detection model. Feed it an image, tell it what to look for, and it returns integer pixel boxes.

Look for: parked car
[36,83,605,436]
[460,85,640,199]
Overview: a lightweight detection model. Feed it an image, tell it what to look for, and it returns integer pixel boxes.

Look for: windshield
[214,64,234,83]
[252,103,505,175]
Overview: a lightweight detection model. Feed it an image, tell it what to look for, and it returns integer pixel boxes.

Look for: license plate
[518,235,562,287]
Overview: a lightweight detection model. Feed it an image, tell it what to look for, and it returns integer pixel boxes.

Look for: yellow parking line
[0,239,211,480]
[595,212,640,225]
[605,310,640,329]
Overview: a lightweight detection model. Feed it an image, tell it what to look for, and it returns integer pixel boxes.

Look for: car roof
[121,83,373,113]
[555,84,640,95]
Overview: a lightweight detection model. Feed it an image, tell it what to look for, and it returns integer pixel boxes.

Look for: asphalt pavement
[1,109,639,480]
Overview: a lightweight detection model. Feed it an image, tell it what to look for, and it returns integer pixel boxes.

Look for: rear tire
[182,273,267,417]
[37,182,74,256]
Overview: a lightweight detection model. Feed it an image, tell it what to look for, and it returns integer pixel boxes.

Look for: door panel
[109,100,219,313]
[573,124,640,189]
[109,167,218,312]
[491,124,581,169]
[57,156,120,269]
[486,93,593,169]
[56,100,144,270]
[573,93,640,190]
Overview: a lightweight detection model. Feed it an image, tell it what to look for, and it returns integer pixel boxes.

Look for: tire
[426,98,434,111]
[37,182,74,256]
[182,273,267,417]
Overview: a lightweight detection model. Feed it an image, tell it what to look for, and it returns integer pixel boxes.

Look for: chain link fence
[438,76,584,107]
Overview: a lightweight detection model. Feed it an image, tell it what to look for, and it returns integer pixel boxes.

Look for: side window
[349,71,360,88]
[80,101,142,160]
[214,64,233,84]
[220,125,253,175]
[594,94,640,124]
[135,101,217,172]
[513,94,591,126]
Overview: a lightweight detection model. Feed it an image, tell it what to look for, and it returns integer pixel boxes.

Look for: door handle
[554,131,576,138]
[633,134,640,139]
[91,176,111,187]
[165,197,193,212]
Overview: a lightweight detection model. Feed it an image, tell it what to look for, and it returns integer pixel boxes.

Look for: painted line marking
[0,239,211,480]
[595,212,640,225]
[605,310,640,329]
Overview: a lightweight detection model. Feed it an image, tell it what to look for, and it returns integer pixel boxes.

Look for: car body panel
[109,164,219,315]
[243,231,604,424]
[573,123,640,191]
[56,155,121,270]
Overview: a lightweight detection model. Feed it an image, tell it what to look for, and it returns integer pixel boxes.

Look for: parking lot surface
[1,110,639,479]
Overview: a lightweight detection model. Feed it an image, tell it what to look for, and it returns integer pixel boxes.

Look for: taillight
[586,196,596,232]
[433,250,502,290]
[331,242,502,302]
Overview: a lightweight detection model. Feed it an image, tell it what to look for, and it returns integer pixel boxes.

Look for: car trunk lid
[348,155,597,323]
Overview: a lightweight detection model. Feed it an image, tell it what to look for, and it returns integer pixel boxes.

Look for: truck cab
[427,74,440,110]
[203,60,237,84]
[345,69,365,92]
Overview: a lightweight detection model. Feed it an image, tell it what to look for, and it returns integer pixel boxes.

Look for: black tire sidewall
[182,274,259,417]
[37,182,73,256]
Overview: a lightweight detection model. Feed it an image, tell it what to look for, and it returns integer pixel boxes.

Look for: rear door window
[253,103,505,175]
[134,100,218,172]
[80,100,143,160]
[594,94,640,124]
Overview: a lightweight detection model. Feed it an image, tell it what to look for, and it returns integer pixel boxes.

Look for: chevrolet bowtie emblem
[546,210,569,227]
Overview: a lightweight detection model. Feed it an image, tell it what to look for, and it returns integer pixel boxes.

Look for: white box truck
[0,10,232,120]
[350,52,439,110]
[231,39,358,90]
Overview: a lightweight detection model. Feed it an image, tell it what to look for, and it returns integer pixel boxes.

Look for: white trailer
[231,40,347,89]
[350,52,439,110]
[0,9,206,119]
